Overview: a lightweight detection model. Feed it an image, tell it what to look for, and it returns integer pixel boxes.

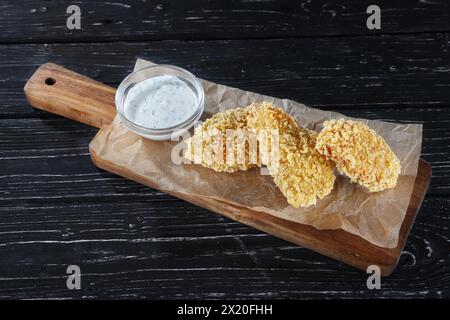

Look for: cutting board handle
[24,63,117,128]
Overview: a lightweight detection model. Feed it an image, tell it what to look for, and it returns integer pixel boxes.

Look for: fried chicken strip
[184,102,336,207]
[315,119,401,192]
[247,102,336,208]
[184,107,259,173]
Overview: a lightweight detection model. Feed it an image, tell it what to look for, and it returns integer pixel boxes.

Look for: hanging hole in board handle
[45,77,56,86]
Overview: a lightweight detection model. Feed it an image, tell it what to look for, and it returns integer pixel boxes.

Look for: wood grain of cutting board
[24,63,432,276]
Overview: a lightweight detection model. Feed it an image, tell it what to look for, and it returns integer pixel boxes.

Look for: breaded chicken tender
[247,102,336,208]
[184,107,259,173]
[315,119,401,192]
[247,102,310,138]
[184,101,336,207]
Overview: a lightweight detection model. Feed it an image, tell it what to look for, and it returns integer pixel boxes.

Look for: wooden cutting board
[24,63,432,276]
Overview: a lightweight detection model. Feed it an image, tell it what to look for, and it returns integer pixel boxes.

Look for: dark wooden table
[0,0,449,299]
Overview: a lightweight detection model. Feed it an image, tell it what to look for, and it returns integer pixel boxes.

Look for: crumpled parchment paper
[89,58,422,248]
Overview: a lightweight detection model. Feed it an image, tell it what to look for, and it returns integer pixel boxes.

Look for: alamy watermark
[170,123,280,175]
[66,265,81,290]
[366,5,381,30]
[66,5,81,30]
[366,265,381,289]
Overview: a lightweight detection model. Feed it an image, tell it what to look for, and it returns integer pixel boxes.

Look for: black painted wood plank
[0,111,447,299]
[0,2,449,297]
[0,195,448,299]
[0,115,446,298]
[1,0,450,43]
[2,34,450,118]
[0,110,447,199]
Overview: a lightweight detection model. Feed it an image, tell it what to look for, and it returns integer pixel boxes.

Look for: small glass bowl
[115,64,204,140]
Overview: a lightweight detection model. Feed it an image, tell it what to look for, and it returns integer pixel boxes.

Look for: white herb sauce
[124,75,198,129]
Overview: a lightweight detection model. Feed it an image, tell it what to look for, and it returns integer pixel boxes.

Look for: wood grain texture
[0,0,449,299]
[0,195,448,299]
[12,56,450,194]
[21,63,431,275]
[0,118,447,298]
[1,0,450,43]
[0,116,446,197]
[2,34,450,119]
[0,116,447,297]
[90,146,431,276]
[24,63,116,128]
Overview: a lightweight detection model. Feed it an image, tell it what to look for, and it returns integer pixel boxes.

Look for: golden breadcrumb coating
[247,102,310,138]
[247,102,336,208]
[184,101,336,207]
[316,119,401,192]
[184,107,260,173]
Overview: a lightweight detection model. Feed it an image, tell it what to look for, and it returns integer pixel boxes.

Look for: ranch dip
[124,75,198,129]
